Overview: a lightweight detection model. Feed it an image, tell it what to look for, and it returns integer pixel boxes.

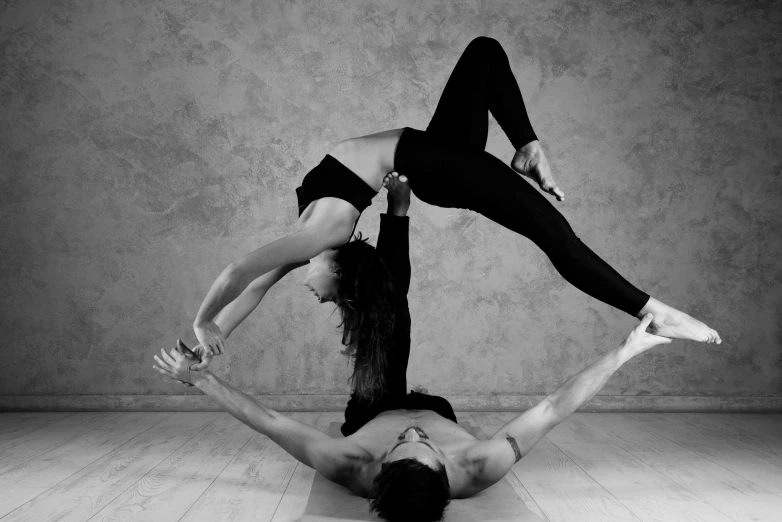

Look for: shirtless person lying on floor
[154,179,672,521]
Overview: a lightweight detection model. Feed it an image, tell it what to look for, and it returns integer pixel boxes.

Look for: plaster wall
[1,0,780,403]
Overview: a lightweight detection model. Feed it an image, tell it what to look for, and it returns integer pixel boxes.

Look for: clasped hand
[153,340,205,387]
[193,320,226,362]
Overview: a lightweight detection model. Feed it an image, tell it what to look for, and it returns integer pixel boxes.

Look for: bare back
[329,128,405,191]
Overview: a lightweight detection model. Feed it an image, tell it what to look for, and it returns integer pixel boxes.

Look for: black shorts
[295,154,377,216]
[341,391,457,437]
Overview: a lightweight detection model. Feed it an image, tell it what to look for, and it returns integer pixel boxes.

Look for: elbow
[221,262,250,291]
[540,399,564,427]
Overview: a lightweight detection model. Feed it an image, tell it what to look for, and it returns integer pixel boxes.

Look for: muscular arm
[464,315,670,493]
[193,370,367,490]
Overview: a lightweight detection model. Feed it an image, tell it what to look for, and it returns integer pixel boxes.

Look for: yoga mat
[300,422,541,522]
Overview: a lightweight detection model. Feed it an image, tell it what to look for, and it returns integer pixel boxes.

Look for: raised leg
[341,176,416,436]
[425,36,563,200]
[426,36,538,151]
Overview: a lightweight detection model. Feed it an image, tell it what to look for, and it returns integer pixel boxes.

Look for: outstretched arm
[153,342,368,491]
[193,200,358,357]
[465,315,671,493]
[189,262,307,370]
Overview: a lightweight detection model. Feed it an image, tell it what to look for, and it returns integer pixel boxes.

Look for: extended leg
[396,131,721,343]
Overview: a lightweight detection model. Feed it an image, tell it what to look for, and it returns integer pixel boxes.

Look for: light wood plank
[683,414,782,455]
[0,413,75,445]
[548,416,735,522]
[0,412,170,518]
[579,414,782,522]
[472,412,642,522]
[268,412,327,522]
[91,413,254,522]
[181,412,322,522]
[626,413,782,496]
[459,412,549,522]
[0,412,114,474]
[1,412,220,522]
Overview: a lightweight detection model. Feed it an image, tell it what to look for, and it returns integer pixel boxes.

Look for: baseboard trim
[1,395,780,412]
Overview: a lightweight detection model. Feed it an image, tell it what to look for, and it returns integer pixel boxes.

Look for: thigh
[425,44,491,150]
[399,131,562,241]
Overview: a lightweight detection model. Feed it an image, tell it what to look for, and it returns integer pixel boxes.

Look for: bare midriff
[328,128,406,192]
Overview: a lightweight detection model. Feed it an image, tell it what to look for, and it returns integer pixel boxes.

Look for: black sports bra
[295,154,377,217]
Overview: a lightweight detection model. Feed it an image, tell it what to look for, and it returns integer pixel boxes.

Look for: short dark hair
[369,458,450,521]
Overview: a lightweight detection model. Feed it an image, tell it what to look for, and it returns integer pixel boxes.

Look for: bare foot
[382,172,410,216]
[511,140,565,201]
[638,297,722,344]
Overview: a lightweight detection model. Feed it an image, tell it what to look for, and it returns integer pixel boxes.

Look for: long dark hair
[333,233,396,402]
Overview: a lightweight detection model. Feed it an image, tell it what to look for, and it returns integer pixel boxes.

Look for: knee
[466,36,504,57]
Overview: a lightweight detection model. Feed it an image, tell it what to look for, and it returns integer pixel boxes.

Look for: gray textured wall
[1,0,780,402]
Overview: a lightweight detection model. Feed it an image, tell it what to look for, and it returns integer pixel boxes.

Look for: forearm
[212,285,268,339]
[545,345,633,422]
[212,262,306,339]
[195,231,336,325]
[195,371,277,431]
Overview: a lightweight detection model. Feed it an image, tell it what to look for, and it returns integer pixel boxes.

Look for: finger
[160,348,176,366]
[638,313,654,331]
[217,339,226,355]
[177,339,195,358]
[170,347,184,362]
[191,358,209,371]
[153,364,174,378]
[153,355,171,371]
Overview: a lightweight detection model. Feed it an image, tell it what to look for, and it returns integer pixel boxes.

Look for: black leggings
[395,37,649,316]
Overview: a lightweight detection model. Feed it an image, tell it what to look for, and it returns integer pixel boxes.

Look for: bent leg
[426,36,538,151]
[396,131,649,316]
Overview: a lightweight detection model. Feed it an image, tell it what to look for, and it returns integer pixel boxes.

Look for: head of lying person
[303,234,397,402]
[368,426,451,521]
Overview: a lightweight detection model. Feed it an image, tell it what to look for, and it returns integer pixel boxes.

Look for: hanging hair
[333,233,396,402]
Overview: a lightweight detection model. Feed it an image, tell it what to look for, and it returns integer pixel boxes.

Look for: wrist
[193,370,214,389]
[616,343,637,363]
[193,319,208,329]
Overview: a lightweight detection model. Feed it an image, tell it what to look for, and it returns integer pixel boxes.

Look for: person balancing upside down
[154,178,674,521]
[189,36,719,373]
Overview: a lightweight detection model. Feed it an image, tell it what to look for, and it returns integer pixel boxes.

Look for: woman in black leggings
[339,36,719,343]
[396,36,648,317]
[192,37,719,375]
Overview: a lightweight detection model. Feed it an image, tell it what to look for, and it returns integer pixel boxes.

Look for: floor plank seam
[543,434,644,521]
[0,412,176,521]
[622,414,782,501]
[175,415,263,522]
[84,414,220,522]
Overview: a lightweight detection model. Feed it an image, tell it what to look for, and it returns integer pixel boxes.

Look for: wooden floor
[0,412,780,521]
